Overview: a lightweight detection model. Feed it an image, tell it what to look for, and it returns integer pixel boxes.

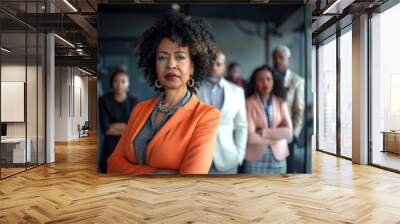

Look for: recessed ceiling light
[54,34,75,48]
[63,0,78,12]
[322,0,349,15]
[78,67,92,76]
[1,47,11,53]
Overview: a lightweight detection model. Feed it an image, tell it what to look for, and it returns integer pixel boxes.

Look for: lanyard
[258,95,273,128]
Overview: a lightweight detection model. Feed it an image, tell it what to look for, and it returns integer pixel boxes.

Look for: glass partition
[1,30,28,177]
[0,1,46,179]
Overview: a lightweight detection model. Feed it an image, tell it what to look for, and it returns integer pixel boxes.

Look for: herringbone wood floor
[1,135,400,224]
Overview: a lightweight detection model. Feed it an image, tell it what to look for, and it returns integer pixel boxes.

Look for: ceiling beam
[67,13,97,46]
[55,55,96,71]
[52,0,98,47]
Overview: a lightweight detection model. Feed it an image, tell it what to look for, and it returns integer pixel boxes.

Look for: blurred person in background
[226,62,246,88]
[243,65,292,174]
[99,68,138,173]
[272,45,305,173]
[198,51,248,174]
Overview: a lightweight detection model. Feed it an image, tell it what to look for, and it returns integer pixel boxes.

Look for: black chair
[78,121,90,138]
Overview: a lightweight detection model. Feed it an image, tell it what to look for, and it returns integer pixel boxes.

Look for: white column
[46,33,55,163]
[352,14,369,164]
[45,1,55,163]
[55,67,75,141]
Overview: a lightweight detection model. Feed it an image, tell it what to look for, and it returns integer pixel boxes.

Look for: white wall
[1,65,26,136]
[1,65,41,137]
[55,66,69,141]
[55,67,89,141]
[1,65,27,143]
[72,73,89,138]
[1,64,46,164]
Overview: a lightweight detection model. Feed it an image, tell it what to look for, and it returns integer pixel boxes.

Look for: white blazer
[197,78,248,172]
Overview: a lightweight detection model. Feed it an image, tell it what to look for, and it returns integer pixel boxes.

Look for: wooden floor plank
[0,135,400,223]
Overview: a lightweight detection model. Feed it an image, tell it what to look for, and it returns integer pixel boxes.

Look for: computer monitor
[1,123,7,137]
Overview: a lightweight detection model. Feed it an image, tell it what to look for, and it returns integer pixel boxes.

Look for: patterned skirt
[242,147,287,174]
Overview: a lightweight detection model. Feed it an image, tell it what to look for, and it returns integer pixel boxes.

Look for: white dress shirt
[202,78,225,110]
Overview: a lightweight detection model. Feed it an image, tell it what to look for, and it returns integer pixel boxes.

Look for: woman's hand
[256,128,270,137]
[256,128,263,136]
[105,123,127,136]
[261,127,292,140]
[153,169,178,174]
[112,123,127,132]
[261,129,269,137]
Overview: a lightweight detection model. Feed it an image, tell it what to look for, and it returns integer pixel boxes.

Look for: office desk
[381,131,400,154]
[1,138,31,164]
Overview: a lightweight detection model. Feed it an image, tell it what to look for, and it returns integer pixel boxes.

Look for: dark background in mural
[97,3,313,173]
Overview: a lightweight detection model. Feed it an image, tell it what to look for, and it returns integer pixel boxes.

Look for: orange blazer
[107,94,221,174]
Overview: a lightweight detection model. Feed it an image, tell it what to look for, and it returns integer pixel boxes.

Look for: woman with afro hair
[107,13,221,174]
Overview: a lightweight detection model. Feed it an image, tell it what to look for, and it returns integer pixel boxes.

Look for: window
[317,36,337,154]
[339,29,352,158]
[370,3,400,171]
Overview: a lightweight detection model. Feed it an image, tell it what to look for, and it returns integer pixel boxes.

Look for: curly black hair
[246,65,287,100]
[137,13,217,93]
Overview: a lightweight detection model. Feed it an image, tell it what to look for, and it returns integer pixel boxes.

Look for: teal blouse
[133,91,192,165]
